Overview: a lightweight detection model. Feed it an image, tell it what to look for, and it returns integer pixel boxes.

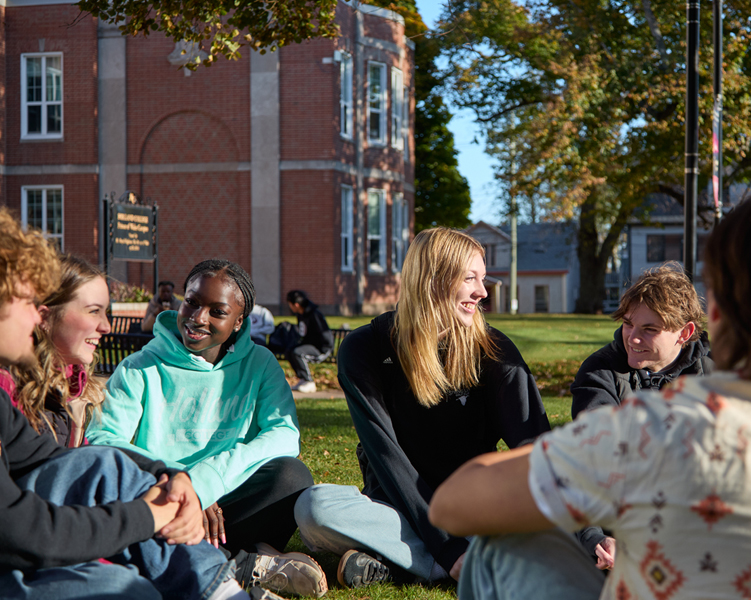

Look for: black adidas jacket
[337,311,550,573]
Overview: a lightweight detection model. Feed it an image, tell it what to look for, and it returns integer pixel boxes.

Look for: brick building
[0,0,414,314]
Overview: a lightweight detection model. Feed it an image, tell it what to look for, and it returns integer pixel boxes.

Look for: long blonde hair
[393,228,498,407]
[11,255,105,436]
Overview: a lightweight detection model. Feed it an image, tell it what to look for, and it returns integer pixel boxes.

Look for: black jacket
[571,325,714,419]
[296,302,333,354]
[570,325,714,557]
[0,389,180,572]
[338,312,550,572]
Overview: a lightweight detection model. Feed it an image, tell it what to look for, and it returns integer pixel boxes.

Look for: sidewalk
[291,388,345,400]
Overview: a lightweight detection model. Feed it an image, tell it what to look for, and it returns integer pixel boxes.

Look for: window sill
[21,135,64,143]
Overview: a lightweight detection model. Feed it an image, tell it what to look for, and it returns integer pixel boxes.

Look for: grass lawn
[278,314,615,598]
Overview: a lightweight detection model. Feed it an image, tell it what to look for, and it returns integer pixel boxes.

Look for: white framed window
[341,185,354,272]
[402,86,409,160]
[367,62,387,145]
[367,188,386,272]
[340,52,353,140]
[392,193,409,272]
[391,68,404,150]
[21,53,63,139]
[22,186,64,250]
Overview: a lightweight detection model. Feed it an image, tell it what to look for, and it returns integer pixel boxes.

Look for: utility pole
[684,0,700,281]
[509,194,518,315]
[712,0,723,225]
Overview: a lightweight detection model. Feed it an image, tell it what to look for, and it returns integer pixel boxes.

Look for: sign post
[103,192,159,291]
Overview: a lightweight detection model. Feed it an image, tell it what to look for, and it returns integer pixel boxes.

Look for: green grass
[285,394,577,598]
[272,314,616,598]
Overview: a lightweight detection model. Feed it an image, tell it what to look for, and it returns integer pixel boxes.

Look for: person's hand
[142,474,180,533]
[449,552,465,581]
[157,472,205,545]
[202,502,226,548]
[595,537,616,570]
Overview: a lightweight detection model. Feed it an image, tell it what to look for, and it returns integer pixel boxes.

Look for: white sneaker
[293,381,316,393]
[208,577,252,600]
[251,543,328,597]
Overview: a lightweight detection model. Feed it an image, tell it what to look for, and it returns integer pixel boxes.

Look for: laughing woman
[0,255,110,448]
[86,259,328,598]
[294,228,551,589]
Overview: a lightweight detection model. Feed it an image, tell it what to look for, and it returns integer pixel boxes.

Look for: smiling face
[621,303,695,372]
[453,252,488,328]
[45,276,111,366]
[0,282,42,368]
[177,274,244,364]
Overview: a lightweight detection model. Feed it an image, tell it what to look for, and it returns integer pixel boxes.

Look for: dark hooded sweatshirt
[0,388,182,572]
[337,311,551,573]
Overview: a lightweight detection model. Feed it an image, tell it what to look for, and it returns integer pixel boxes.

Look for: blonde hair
[0,207,60,304]
[393,227,498,407]
[11,255,105,437]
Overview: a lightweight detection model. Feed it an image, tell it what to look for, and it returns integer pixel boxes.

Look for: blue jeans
[294,484,436,579]
[1,446,232,600]
[458,529,605,600]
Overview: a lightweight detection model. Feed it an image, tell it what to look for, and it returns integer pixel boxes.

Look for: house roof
[465,220,512,242]
[499,221,578,272]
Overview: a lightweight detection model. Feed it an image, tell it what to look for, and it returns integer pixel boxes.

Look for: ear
[677,321,696,345]
[234,315,244,332]
[38,305,51,331]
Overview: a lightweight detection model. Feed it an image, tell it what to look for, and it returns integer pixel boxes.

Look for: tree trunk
[575,198,607,313]
[574,192,631,313]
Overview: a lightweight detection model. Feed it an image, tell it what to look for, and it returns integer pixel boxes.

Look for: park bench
[96,318,351,374]
[271,327,351,365]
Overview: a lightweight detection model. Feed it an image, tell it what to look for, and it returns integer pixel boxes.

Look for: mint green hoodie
[87,311,300,508]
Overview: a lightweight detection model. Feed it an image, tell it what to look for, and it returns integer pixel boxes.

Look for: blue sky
[413,0,501,225]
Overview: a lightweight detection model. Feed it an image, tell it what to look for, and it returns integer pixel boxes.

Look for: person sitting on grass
[0,255,111,448]
[285,290,333,394]
[87,259,327,598]
[0,207,262,600]
[294,227,550,589]
[429,199,751,600]
[569,262,714,569]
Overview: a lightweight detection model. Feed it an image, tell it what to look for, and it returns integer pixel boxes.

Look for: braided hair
[183,259,255,318]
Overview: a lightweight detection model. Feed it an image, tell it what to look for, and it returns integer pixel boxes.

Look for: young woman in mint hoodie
[87,259,327,598]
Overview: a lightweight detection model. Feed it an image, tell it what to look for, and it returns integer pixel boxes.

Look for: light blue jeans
[1,446,232,600]
[294,483,436,579]
[459,529,605,600]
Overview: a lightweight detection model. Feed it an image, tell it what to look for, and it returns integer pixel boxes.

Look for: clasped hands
[141,472,206,545]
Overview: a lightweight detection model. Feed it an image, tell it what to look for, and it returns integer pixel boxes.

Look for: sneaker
[249,542,328,597]
[337,549,390,588]
[208,576,252,600]
[249,588,289,600]
[293,381,316,393]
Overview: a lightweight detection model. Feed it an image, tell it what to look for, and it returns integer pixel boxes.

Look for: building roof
[465,220,512,243]
[499,221,578,272]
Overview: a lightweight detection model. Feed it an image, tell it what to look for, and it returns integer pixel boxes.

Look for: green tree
[77,0,339,65]
[438,0,751,312]
[369,1,472,231]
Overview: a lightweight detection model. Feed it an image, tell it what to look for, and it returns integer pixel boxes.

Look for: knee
[265,456,314,495]
[294,484,357,531]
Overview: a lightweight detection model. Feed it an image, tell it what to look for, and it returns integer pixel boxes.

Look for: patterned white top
[529,372,751,600]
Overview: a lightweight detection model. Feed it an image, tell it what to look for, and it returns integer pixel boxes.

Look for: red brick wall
[280,38,336,161]
[127,110,249,290]
[0,5,6,205]
[126,32,251,166]
[4,174,99,261]
[4,6,98,166]
[280,170,336,305]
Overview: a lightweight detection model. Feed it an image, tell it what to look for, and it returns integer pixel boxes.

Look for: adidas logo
[383,357,393,364]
